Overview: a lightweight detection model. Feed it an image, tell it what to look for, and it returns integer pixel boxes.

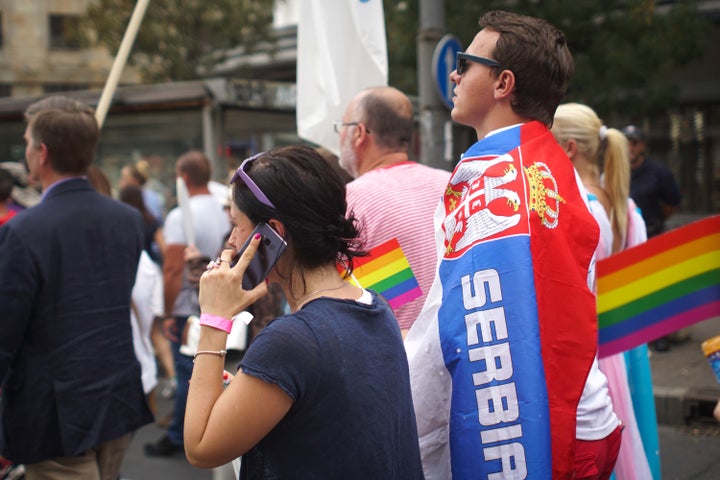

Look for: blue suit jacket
[0,178,153,464]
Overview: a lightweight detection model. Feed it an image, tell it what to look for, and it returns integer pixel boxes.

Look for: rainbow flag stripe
[597,215,720,358]
[346,238,422,310]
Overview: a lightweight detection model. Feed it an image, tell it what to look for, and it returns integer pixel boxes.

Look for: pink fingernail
[254,233,261,240]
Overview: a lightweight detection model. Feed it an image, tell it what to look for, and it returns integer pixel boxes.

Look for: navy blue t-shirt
[238,291,424,479]
[630,157,681,237]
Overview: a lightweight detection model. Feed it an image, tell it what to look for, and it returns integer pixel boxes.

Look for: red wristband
[199,313,233,333]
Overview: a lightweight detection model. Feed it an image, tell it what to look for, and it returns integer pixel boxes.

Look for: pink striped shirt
[346,161,451,330]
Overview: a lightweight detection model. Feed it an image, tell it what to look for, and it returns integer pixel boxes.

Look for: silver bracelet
[193,349,228,363]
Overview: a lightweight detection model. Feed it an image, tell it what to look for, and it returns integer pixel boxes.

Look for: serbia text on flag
[438,144,547,479]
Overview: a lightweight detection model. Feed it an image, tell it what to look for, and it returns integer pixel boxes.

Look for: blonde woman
[552,103,657,479]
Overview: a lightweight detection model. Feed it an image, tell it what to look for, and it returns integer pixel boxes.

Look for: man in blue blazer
[0,96,153,479]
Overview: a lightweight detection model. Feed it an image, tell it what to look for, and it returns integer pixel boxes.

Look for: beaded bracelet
[199,313,233,333]
[193,349,228,363]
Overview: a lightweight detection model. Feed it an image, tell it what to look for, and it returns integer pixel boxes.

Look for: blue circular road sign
[432,34,463,110]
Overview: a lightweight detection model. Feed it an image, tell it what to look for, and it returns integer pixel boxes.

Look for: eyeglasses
[230,152,275,208]
[456,52,502,75]
[333,121,371,134]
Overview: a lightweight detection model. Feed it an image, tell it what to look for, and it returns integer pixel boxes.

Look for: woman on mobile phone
[184,146,424,479]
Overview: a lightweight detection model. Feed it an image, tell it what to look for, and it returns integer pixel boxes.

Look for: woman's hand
[199,233,268,320]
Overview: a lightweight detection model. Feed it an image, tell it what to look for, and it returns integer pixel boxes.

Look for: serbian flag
[597,215,720,358]
[340,238,422,310]
[405,122,599,479]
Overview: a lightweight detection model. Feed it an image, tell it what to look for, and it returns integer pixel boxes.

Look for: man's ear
[39,143,50,167]
[353,123,370,148]
[494,70,515,100]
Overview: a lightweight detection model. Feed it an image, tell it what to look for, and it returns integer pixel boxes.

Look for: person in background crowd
[316,146,353,184]
[130,249,165,417]
[136,158,168,215]
[119,184,165,264]
[338,86,450,336]
[144,150,229,458]
[0,95,151,480]
[184,146,424,478]
[87,164,112,197]
[623,125,681,239]
[0,169,17,226]
[405,11,620,479]
[120,161,165,223]
[119,184,176,412]
[0,161,40,210]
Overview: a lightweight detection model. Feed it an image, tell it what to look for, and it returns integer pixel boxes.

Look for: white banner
[296,0,388,155]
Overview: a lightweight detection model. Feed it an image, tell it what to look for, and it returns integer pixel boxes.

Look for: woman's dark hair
[232,145,365,281]
[119,184,154,224]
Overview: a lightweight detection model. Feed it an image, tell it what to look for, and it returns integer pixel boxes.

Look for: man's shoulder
[190,194,225,214]
[350,162,449,189]
[87,191,143,224]
[165,206,181,221]
[402,161,452,177]
[2,191,141,247]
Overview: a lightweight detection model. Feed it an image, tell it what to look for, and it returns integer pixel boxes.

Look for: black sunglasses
[456,52,502,75]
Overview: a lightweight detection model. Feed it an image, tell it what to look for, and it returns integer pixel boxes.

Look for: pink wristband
[199,313,233,333]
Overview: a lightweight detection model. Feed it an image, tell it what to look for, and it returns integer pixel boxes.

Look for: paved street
[659,422,720,479]
[120,393,213,480]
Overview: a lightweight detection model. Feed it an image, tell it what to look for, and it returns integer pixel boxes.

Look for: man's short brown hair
[480,10,574,126]
[176,150,211,187]
[26,96,99,175]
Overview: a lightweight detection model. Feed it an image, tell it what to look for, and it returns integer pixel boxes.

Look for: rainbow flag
[597,215,720,358]
[343,238,422,310]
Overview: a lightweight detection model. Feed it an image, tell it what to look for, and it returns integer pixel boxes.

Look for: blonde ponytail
[552,103,632,253]
[602,128,630,252]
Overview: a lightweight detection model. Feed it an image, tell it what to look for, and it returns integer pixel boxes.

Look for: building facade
[0,0,140,98]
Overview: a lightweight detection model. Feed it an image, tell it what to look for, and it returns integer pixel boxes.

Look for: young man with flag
[405,11,621,479]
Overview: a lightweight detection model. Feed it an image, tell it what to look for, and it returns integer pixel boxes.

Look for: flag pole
[95,0,151,129]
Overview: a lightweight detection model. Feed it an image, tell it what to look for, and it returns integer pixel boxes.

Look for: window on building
[0,84,11,98]
[49,14,81,49]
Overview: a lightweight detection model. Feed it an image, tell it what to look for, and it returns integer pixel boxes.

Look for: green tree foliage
[83,0,275,82]
[384,0,708,117]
